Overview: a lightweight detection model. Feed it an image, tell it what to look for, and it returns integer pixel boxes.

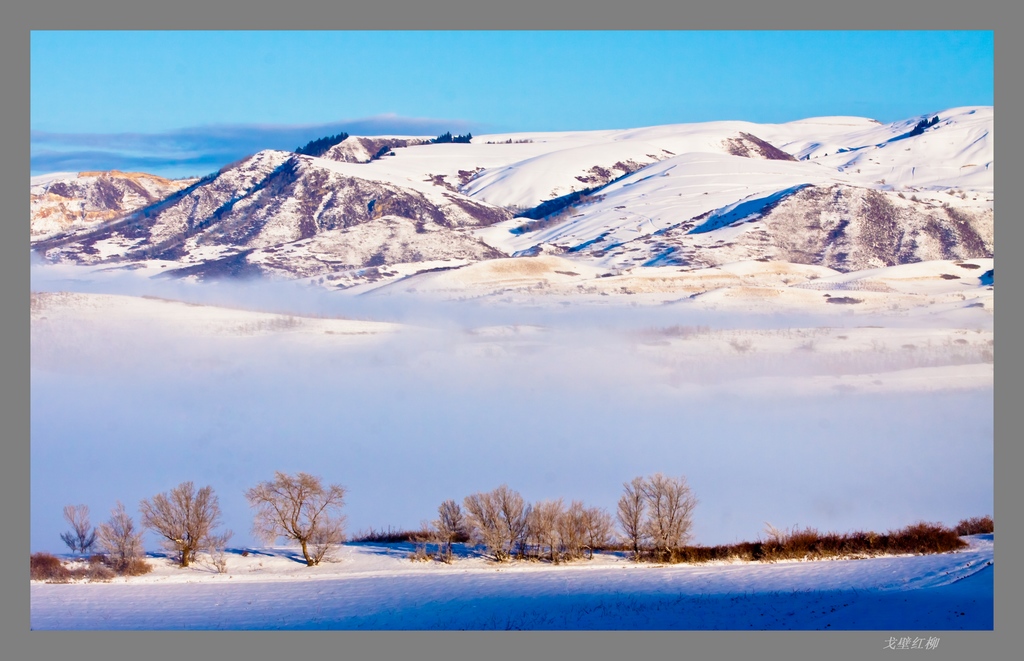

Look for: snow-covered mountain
[31,107,992,289]
[32,150,510,282]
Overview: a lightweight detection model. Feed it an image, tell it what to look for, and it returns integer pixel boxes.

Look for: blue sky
[31,31,993,177]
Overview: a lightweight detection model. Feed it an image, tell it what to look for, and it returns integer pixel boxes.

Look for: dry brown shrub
[31,553,70,582]
[955,515,994,536]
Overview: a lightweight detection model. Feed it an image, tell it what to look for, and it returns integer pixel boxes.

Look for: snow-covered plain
[30,535,993,630]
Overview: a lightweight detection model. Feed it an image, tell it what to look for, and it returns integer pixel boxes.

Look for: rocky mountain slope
[572,183,992,273]
[31,170,199,239]
[33,150,511,281]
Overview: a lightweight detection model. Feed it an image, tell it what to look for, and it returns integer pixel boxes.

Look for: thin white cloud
[31,115,483,178]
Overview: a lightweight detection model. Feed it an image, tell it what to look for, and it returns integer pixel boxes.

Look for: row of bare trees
[429,488,614,564]
[428,473,695,564]
[58,471,348,571]
[59,471,697,570]
[60,485,234,572]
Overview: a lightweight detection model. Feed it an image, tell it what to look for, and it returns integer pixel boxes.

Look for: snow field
[374,257,993,321]
[30,535,993,630]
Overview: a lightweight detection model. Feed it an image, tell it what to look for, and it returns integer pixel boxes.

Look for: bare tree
[139,482,231,568]
[528,499,564,562]
[495,484,530,560]
[433,499,466,564]
[617,476,647,560]
[581,506,614,560]
[642,473,698,560]
[464,485,529,562]
[245,472,347,566]
[96,501,146,573]
[557,500,588,561]
[60,504,96,554]
[463,490,505,560]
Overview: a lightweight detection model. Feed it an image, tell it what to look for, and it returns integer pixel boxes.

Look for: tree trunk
[300,539,314,566]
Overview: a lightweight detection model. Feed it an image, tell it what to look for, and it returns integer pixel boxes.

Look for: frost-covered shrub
[97,501,149,575]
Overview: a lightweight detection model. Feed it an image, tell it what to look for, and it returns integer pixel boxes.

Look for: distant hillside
[31,171,198,239]
[31,107,992,288]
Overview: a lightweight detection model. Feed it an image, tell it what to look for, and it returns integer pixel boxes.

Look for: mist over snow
[30,267,992,553]
[29,258,991,333]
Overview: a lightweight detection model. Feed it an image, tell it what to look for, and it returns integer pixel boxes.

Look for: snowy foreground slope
[30,535,993,630]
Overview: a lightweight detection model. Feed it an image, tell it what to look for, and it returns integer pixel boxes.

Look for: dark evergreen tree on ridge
[432,131,472,144]
[907,116,940,138]
[295,132,350,157]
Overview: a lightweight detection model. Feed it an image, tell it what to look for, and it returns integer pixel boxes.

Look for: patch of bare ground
[723,133,798,161]
[749,186,992,272]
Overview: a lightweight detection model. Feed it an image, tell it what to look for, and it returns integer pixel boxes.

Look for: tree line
[433,474,696,564]
[431,131,472,144]
[50,471,993,577]
[56,472,346,572]
[54,471,697,572]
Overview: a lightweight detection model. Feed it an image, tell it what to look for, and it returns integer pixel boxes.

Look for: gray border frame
[5,2,1016,661]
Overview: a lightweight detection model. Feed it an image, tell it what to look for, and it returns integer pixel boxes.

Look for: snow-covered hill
[33,150,510,281]
[793,106,993,192]
[31,107,993,292]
